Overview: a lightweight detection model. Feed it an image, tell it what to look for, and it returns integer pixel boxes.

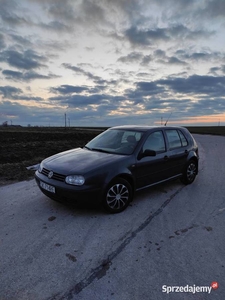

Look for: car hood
[42,147,126,174]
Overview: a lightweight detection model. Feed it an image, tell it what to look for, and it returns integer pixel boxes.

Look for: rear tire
[181,160,197,185]
[102,178,132,213]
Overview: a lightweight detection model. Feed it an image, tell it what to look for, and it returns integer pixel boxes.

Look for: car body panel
[35,125,199,208]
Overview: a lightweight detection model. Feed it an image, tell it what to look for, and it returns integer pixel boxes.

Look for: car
[35,125,199,213]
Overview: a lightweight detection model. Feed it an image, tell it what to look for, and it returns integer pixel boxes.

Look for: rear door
[164,129,189,176]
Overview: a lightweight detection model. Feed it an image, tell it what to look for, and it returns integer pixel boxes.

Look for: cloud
[49,92,126,108]
[62,63,102,82]
[0,85,22,98]
[0,0,33,27]
[0,49,47,70]
[0,33,6,49]
[0,85,42,101]
[117,52,152,66]
[39,20,71,32]
[2,69,59,82]
[124,24,213,46]
[157,75,225,96]
[1,0,225,126]
[50,85,89,94]
[200,0,225,19]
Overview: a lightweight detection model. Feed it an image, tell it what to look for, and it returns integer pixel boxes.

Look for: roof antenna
[164,112,172,126]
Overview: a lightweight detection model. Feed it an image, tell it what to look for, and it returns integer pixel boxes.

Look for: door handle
[164,155,169,161]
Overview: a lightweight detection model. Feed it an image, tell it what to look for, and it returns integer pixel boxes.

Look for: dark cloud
[62,63,102,82]
[124,24,212,46]
[0,85,22,98]
[222,65,225,73]
[9,34,32,47]
[125,26,169,46]
[51,85,89,94]
[0,33,6,49]
[1,0,225,126]
[157,75,225,96]
[117,52,152,66]
[39,20,71,32]
[47,0,76,23]
[118,52,143,63]
[167,57,188,66]
[0,0,32,27]
[0,49,47,70]
[2,69,59,82]
[209,67,221,75]
[176,50,223,62]
[201,0,225,18]
[0,85,42,101]
[49,93,126,108]
[153,49,188,65]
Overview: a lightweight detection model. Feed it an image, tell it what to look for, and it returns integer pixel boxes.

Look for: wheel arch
[187,155,199,174]
[106,173,135,199]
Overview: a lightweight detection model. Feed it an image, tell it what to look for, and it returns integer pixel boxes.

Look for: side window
[143,131,166,153]
[165,130,182,149]
[178,130,188,147]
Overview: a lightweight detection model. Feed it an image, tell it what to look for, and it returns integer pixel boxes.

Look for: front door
[136,130,170,189]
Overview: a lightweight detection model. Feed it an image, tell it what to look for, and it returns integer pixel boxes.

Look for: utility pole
[65,113,67,128]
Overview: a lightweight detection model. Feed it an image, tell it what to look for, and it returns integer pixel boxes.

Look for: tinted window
[143,131,166,153]
[178,130,188,146]
[166,129,188,149]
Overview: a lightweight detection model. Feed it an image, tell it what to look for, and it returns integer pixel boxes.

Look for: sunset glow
[1,1,225,127]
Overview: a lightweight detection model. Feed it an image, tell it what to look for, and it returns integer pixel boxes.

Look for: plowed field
[0,127,102,185]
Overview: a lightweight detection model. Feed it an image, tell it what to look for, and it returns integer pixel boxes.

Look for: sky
[0,0,225,127]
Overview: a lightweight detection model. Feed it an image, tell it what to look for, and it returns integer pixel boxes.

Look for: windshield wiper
[91,148,111,153]
[83,145,91,150]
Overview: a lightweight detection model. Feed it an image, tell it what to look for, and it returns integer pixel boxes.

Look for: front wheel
[180,160,197,185]
[103,178,132,213]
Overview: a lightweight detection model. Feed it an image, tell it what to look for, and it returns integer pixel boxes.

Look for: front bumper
[35,171,102,204]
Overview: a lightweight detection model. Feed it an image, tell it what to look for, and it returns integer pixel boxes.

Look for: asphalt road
[0,134,224,300]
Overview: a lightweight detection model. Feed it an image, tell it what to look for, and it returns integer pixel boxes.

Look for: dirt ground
[0,127,102,185]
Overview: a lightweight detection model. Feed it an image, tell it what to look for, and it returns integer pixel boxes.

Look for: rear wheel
[181,160,197,184]
[103,178,132,213]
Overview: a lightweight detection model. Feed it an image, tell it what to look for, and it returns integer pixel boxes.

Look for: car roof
[110,125,186,132]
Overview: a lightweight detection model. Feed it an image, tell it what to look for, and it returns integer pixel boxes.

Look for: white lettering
[161,285,213,294]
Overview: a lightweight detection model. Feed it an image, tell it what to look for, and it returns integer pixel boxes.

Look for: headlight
[65,175,85,186]
[38,162,43,173]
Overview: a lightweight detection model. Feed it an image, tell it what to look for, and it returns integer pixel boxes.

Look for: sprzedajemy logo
[162,282,219,294]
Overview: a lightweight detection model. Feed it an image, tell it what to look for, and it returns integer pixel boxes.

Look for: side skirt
[136,174,182,192]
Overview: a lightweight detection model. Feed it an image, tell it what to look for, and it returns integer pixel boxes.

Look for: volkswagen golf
[35,125,199,213]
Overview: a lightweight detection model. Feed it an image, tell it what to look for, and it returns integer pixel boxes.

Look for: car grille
[41,168,66,182]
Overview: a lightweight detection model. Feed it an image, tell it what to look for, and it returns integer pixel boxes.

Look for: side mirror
[143,149,156,157]
[138,149,156,159]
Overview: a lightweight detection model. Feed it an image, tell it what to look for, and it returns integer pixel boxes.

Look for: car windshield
[85,129,143,155]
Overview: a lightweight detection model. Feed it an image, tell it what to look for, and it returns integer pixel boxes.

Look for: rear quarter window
[178,130,188,147]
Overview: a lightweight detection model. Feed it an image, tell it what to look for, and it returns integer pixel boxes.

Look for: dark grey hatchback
[35,125,199,213]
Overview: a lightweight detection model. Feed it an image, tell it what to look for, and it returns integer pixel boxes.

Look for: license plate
[40,181,55,193]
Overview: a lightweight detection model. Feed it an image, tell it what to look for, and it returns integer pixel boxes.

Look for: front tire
[103,178,132,213]
[181,160,197,185]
